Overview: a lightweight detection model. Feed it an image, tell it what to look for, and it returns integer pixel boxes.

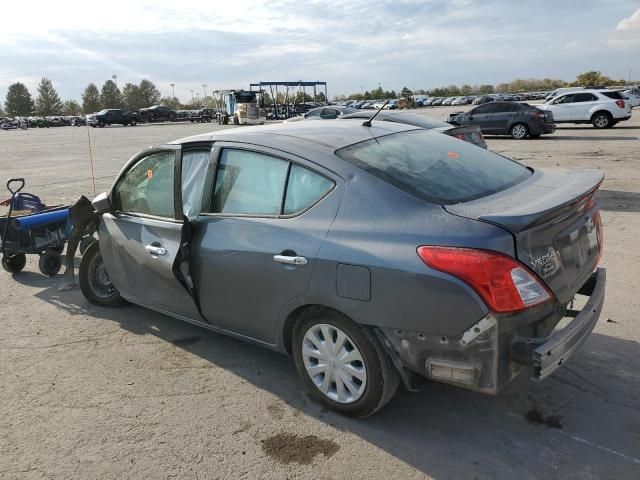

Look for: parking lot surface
[1,110,639,479]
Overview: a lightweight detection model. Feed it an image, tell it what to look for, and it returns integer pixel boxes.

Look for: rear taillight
[453,133,465,141]
[417,246,552,313]
[615,99,625,109]
[531,110,542,118]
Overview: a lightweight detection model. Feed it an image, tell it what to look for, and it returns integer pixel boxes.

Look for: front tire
[79,241,125,307]
[592,111,612,129]
[510,122,529,139]
[292,309,400,417]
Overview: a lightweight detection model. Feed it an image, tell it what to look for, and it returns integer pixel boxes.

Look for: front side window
[554,95,574,104]
[114,151,175,218]
[336,130,531,205]
[473,104,496,114]
[182,150,211,219]
[573,93,596,102]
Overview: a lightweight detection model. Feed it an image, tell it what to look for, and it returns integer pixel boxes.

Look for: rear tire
[2,253,26,274]
[592,111,612,129]
[292,309,400,417]
[38,250,62,277]
[510,122,529,139]
[79,241,125,307]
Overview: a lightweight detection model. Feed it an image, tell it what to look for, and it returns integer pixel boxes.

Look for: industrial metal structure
[250,81,328,120]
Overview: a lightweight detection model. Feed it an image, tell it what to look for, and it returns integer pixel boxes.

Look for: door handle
[145,244,167,256]
[273,255,308,266]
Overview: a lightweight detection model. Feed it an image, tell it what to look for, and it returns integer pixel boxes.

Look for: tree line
[2,78,165,117]
[3,70,635,117]
[336,71,636,101]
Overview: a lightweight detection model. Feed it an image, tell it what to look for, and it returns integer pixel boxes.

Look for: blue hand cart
[1,178,70,276]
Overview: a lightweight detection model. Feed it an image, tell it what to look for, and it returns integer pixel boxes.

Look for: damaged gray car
[75,120,606,417]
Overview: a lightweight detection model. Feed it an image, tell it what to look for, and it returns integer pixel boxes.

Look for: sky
[1,0,639,103]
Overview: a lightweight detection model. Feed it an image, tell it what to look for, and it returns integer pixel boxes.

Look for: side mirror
[92,192,112,214]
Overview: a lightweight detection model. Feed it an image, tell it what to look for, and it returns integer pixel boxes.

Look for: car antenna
[362,100,389,127]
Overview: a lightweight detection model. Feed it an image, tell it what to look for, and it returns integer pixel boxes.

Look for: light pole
[202,84,207,105]
[170,83,175,98]
[112,74,117,87]
[190,89,194,104]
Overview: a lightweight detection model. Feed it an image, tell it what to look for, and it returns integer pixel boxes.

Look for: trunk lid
[445,169,604,304]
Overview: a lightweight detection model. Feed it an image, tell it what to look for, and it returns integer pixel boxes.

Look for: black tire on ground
[292,309,400,418]
[130,120,137,126]
[592,111,612,129]
[510,122,529,139]
[98,121,105,128]
[38,250,62,277]
[2,253,26,274]
[223,116,229,125]
[79,236,96,255]
[79,241,125,307]
[233,115,240,125]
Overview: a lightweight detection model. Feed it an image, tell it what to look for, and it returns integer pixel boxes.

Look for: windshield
[335,130,531,205]
[235,92,257,103]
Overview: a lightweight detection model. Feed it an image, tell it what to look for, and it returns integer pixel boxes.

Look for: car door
[468,103,498,133]
[98,145,203,320]
[548,94,574,121]
[570,93,597,120]
[489,103,519,134]
[192,145,344,343]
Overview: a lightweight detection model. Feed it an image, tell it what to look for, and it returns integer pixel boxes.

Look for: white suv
[537,90,632,128]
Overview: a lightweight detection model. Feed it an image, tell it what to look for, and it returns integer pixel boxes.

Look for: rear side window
[212,150,288,215]
[336,130,531,205]
[284,164,333,215]
[211,149,334,216]
[601,91,624,100]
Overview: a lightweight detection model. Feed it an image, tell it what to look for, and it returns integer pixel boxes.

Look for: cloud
[616,8,640,30]
[2,0,639,102]
[609,8,640,47]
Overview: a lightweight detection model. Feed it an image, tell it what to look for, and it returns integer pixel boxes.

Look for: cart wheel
[39,250,62,277]
[2,254,26,274]
[79,236,96,255]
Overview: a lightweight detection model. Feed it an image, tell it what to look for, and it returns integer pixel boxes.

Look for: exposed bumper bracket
[512,268,606,381]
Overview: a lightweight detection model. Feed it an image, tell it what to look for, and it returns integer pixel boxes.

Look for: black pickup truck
[86,109,138,127]
[138,105,177,123]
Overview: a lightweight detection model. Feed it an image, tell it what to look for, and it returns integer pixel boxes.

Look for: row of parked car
[289,86,636,140]
[0,115,87,129]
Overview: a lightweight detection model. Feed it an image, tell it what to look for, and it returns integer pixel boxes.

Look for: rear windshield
[335,130,531,204]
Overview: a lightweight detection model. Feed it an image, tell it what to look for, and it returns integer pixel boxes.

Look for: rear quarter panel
[282,171,517,339]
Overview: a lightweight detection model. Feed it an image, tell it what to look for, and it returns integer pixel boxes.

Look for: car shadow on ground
[15,277,640,479]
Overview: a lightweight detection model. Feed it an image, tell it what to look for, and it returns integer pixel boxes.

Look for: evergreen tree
[82,83,101,113]
[35,78,64,116]
[100,80,123,108]
[63,99,82,116]
[4,82,34,116]
[122,83,141,111]
[138,79,161,107]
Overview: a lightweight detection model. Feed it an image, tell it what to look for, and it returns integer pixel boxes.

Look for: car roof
[172,119,419,152]
[341,111,450,129]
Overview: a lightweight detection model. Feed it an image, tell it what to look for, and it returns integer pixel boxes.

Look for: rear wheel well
[591,110,612,121]
[282,304,348,355]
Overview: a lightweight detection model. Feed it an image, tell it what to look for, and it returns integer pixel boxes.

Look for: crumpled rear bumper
[512,268,606,381]
[379,268,606,394]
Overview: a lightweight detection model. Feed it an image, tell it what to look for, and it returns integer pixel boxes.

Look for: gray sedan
[77,120,605,417]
